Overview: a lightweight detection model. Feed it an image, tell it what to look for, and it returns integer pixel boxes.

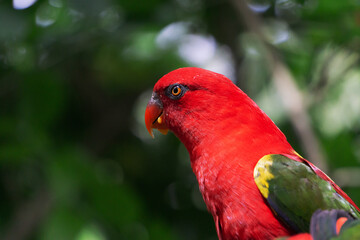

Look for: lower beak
[144,92,169,138]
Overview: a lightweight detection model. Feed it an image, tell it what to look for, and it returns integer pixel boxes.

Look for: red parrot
[144,67,360,240]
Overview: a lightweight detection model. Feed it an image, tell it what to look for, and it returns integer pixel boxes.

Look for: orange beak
[144,92,169,138]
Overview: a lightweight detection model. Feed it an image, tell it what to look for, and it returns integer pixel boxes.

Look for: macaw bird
[144,67,360,240]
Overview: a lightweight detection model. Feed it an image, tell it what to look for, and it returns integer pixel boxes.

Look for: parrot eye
[166,84,187,100]
[171,85,181,96]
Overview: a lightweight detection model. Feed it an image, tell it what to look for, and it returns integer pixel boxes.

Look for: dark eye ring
[166,84,187,99]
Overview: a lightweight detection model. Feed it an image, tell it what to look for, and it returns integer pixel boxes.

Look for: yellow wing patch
[293,150,303,159]
[253,155,275,198]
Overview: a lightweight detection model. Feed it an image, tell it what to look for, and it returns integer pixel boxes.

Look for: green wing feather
[254,154,360,233]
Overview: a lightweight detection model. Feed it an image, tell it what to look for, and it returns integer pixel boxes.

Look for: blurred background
[1,0,360,239]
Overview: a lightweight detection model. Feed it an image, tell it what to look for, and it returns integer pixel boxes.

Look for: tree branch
[3,190,52,240]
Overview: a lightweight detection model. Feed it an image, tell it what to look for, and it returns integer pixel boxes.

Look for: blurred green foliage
[0,0,359,239]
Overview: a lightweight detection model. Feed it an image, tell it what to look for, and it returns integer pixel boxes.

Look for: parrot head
[144,67,245,143]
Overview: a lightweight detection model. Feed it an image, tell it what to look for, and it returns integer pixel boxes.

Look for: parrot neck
[182,108,294,192]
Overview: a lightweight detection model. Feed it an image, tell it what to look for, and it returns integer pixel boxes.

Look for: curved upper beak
[144,92,169,138]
